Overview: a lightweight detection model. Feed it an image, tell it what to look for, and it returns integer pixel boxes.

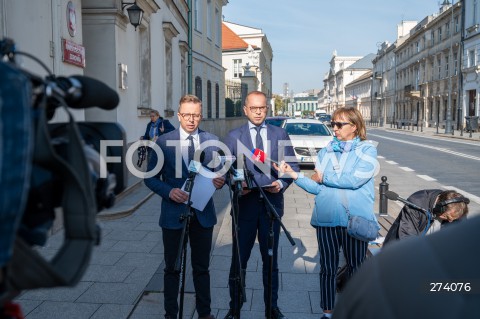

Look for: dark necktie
[187,135,195,163]
[255,126,264,151]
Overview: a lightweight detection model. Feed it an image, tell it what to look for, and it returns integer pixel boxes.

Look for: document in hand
[181,173,217,211]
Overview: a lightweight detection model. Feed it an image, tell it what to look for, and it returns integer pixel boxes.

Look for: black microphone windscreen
[71,75,119,110]
[385,190,399,201]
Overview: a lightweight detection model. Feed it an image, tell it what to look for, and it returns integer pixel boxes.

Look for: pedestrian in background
[145,95,224,319]
[223,91,299,319]
[275,107,378,318]
[141,109,175,142]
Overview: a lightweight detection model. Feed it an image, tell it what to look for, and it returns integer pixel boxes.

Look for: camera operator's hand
[169,188,189,203]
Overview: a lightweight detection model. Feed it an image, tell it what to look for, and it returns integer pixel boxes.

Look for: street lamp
[122,1,144,30]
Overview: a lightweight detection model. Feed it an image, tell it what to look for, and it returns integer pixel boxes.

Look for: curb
[97,179,154,221]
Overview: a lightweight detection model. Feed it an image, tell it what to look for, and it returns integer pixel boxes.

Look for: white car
[282,118,333,165]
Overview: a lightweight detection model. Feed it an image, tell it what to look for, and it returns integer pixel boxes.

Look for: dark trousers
[315,226,367,311]
[163,215,213,318]
[228,198,281,312]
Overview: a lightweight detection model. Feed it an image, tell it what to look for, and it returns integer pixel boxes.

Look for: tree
[273,95,285,115]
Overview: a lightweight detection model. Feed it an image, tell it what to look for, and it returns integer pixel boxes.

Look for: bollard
[452,124,454,136]
[379,176,389,216]
[421,122,423,132]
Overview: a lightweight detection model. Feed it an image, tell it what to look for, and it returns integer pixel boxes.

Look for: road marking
[400,167,414,172]
[385,160,398,165]
[369,133,480,161]
[369,130,480,147]
[417,175,437,181]
[443,186,480,205]
[377,155,385,159]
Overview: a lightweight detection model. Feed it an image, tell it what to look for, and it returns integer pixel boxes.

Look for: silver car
[282,118,333,165]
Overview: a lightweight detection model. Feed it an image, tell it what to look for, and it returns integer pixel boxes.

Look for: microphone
[242,154,254,189]
[385,190,428,214]
[184,150,205,193]
[48,75,120,110]
[217,150,244,193]
[251,148,279,165]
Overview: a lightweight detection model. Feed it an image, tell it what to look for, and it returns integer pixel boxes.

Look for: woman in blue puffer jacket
[275,107,379,318]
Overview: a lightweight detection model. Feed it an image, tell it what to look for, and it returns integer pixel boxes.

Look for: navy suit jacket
[145,129,220,229]
[223,123,299,218]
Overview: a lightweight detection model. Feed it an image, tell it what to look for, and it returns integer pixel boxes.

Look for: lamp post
[122,1,144,30]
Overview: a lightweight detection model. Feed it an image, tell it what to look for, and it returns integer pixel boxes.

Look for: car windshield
[265,118,286,127]
[284,123,331,136]
[318,115,331,122]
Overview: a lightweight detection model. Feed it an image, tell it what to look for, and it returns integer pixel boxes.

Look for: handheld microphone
[48,75,120,110]
[242,154,254,189]
[251,148,279,165]
[385,190,428,214]
[184,150,205,192]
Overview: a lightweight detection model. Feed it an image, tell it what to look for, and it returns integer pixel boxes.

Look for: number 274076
[429,282,471,292]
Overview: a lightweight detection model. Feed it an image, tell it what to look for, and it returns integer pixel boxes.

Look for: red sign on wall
[62,38,85,68]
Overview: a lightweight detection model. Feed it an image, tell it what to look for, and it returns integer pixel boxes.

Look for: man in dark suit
[223,91,299,319]
[145,95,224,319]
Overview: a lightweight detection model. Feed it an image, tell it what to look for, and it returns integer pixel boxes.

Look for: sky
[223,0,444,95]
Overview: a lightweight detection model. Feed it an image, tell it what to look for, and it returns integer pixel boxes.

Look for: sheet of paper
[181,173,217,211]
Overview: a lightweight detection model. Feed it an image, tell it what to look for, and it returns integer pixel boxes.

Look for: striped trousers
[315,226,368,311]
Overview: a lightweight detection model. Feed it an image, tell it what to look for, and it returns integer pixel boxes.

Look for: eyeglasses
[331,121,352,129]
[179,113,202,120]
[248,106,267,112]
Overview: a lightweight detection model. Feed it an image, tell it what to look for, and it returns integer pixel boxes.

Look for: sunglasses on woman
[331,121,352,129]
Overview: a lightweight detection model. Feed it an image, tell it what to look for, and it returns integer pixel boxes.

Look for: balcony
[404,85,421,99]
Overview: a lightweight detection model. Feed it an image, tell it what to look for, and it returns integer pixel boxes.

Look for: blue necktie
[187,135,195,163]
[255,126,264,151]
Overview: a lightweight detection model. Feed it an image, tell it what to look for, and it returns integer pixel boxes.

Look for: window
[233,59,242,78]
[416,41,420,53]
[468,49,476,67]
[454,53,458,75]
[431,31,435,46]
[474,0,478,26]
[207,80,212,118]
[215,7,220,47]
[215,83,219,118]
[437,56,442,79]
[438,27,442,42]
[445,56,449,77]
[206,0,212,39]
[455,16,459,33]
[194,0,202,32]
[195,76,202,101]
[445,22,450,37]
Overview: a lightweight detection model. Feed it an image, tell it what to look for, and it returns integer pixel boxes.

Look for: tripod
[244,167,295,319]
[174,174,196,319]
[226,169,247,319]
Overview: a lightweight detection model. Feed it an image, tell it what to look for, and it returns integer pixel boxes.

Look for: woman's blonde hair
[332,107,367,140]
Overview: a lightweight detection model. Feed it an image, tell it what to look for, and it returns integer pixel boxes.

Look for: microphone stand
[174,172,195,319]
[244,165,295,319]
[225,168,246,318]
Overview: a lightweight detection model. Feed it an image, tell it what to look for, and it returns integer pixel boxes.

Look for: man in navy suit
[223,91,299,319]
[145,94,224,319]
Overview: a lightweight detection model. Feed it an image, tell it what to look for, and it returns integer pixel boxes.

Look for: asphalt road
[368,128,480,199]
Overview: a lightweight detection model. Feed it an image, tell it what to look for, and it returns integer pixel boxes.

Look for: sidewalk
[370,122,480,141]
[14,125,480,318]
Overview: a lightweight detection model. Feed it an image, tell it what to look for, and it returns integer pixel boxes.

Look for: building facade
[322,52,374,116]
[0,0,227,143]
[463,0,480,124]
[222,21,273,104]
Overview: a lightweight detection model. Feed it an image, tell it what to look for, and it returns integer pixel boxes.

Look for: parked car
[282,118,333,165]
[265,116,289,127]
[317,114,332,126]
